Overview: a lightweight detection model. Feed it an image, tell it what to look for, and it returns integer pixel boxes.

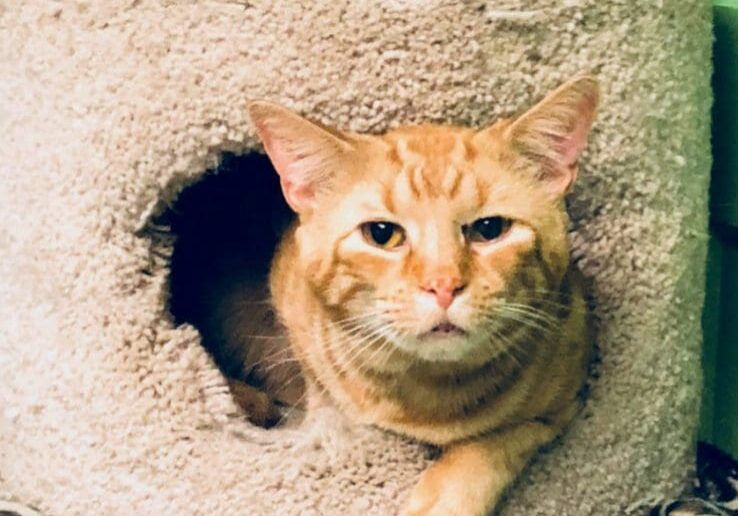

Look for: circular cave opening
[155,152,303,427]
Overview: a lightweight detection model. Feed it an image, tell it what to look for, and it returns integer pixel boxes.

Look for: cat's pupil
[370,222,395,245]
[473,217,504,240]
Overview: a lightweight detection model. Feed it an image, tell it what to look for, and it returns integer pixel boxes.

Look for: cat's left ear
[501,73,599,196]
[248,101,355,213]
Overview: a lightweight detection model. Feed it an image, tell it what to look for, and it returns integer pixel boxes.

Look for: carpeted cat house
[0,1,712,515]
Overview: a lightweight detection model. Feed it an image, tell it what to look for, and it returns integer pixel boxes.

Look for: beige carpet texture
[0,1,713,515]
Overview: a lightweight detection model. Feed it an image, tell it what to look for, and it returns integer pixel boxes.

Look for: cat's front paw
[399,469,468,516]
[399,441,501,516]
[228,378,282,427]
[399,489,442,516]
[400,486,489,516]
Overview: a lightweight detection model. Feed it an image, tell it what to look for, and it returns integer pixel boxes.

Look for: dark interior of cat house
[156,153,303,426]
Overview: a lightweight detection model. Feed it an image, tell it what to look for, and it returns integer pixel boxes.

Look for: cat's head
[249,74,598,364]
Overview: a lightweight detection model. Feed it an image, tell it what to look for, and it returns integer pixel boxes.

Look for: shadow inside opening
[158,152,303,427]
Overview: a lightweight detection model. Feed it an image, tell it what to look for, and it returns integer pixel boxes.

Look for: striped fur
[253,74,598,515]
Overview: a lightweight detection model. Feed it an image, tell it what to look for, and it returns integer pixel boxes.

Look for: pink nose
[421,277,466,309]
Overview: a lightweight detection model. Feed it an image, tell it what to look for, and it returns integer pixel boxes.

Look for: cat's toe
[228,379,282,427]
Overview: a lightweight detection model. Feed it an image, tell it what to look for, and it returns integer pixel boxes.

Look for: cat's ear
[502,74,599,196]
[248,101,355,213]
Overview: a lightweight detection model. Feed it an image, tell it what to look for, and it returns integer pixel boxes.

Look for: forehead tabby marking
[384,127,478,203]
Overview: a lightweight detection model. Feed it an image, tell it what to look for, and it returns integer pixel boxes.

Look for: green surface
[701,231,738,457]
[701,0,738,459]
[712,2,738,227]
[699,237,720,445]
[712,237,738,456]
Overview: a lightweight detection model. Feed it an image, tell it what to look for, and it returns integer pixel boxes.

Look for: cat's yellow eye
[464,216,512,243]
[361,221,406,250]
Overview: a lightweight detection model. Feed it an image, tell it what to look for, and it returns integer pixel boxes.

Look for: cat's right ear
[492,74,599,197]
[248,101,354,213]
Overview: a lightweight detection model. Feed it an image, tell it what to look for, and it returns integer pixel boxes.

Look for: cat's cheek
[322,273,364,307]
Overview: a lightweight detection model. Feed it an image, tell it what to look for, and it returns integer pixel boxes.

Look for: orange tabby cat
[248,74,597,515]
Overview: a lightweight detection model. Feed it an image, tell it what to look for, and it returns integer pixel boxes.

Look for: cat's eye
[464,217,512,243]
[361,221,406,250]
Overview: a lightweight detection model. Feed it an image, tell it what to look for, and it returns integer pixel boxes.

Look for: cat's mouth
[424,322,467,338]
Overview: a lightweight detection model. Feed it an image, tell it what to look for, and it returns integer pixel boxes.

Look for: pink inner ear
[260,130,296,181]
[546,118,590,195]
[259,128,315,211]
[559,118,590,168]
[279,177,315,212]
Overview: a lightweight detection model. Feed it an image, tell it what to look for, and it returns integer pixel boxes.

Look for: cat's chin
[395,330,483,364]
